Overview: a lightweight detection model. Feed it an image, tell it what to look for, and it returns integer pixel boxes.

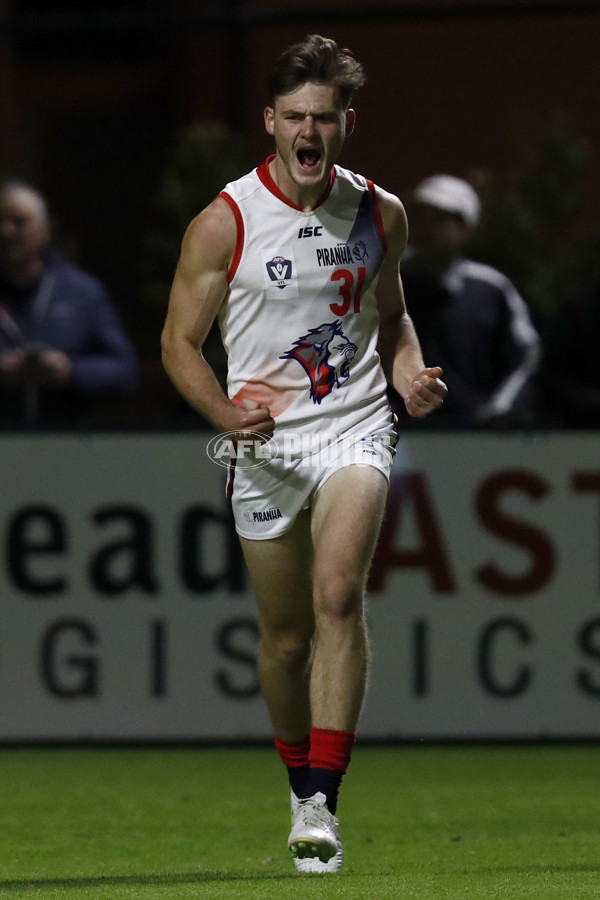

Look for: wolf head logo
[280,320,358,404]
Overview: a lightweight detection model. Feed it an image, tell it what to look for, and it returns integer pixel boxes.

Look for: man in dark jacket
[393,174,541,427]
[0,179,138,426]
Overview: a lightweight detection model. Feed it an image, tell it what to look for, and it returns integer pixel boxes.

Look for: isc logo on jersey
[297,226,323,239]
[262,246,299,299]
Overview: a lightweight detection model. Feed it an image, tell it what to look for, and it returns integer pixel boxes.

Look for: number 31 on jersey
[329,267,365,315]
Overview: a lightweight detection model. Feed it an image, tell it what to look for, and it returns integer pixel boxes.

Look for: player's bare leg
[240,510,315,744]
[242,465,388,872]
[240,467,387,742]
[309,465,388,733]
[287,465,388,871]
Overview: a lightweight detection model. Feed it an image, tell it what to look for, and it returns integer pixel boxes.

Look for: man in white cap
[394,174,540,426]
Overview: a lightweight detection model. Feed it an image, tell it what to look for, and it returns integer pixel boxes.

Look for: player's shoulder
[334,166,407,251]
[184,164,259,238]
[180,195,238,268]
[371,182,408,252]
[372,183,406,219]
[219,165,263,204]
[335,166,403,210]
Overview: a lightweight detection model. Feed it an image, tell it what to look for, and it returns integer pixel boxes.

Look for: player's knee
[314,573,364,624]
[260,627,313,668]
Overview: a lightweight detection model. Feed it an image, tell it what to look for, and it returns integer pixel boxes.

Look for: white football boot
[289,791,343,873]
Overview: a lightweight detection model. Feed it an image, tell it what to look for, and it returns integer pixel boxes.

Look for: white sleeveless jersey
[218,157,393,446]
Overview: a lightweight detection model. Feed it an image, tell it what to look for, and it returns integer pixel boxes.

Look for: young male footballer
[162,34,447,873]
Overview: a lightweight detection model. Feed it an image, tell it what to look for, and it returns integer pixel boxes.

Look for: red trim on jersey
[257,155,336,211]
[367,179,387,251]
[218,191,244,282]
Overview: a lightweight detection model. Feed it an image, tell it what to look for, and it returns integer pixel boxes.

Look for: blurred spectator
[392,174,541,427]
[0,179,138,427]
[538,279,600,427]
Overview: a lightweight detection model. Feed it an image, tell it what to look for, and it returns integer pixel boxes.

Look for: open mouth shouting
[296,147,322,173]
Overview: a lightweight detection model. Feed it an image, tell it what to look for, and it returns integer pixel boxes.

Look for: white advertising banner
[1,432,599,741]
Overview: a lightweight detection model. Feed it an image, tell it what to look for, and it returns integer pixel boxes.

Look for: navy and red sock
[274,735,310,799]
[275,727,356,814]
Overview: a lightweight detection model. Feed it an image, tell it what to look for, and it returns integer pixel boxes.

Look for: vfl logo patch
[266,256,292,287]
[280,320,357,404]
[262,246,298,299]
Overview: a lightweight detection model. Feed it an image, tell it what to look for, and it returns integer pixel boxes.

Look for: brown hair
[268,34,366,108]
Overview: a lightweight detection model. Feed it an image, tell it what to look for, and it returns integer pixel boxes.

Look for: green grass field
[0,745,598,898]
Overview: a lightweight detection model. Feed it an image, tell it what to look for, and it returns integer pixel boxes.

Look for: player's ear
[345,108,356,136]
[264,106,275,136]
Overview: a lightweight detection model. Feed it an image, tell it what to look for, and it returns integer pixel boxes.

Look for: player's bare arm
[375,187,447,417]
[161,197,275,438]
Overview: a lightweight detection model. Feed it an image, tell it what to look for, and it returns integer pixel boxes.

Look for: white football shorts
[227,405,397,540]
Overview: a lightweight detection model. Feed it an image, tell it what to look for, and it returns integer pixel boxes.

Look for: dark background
[1,0,599,424]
